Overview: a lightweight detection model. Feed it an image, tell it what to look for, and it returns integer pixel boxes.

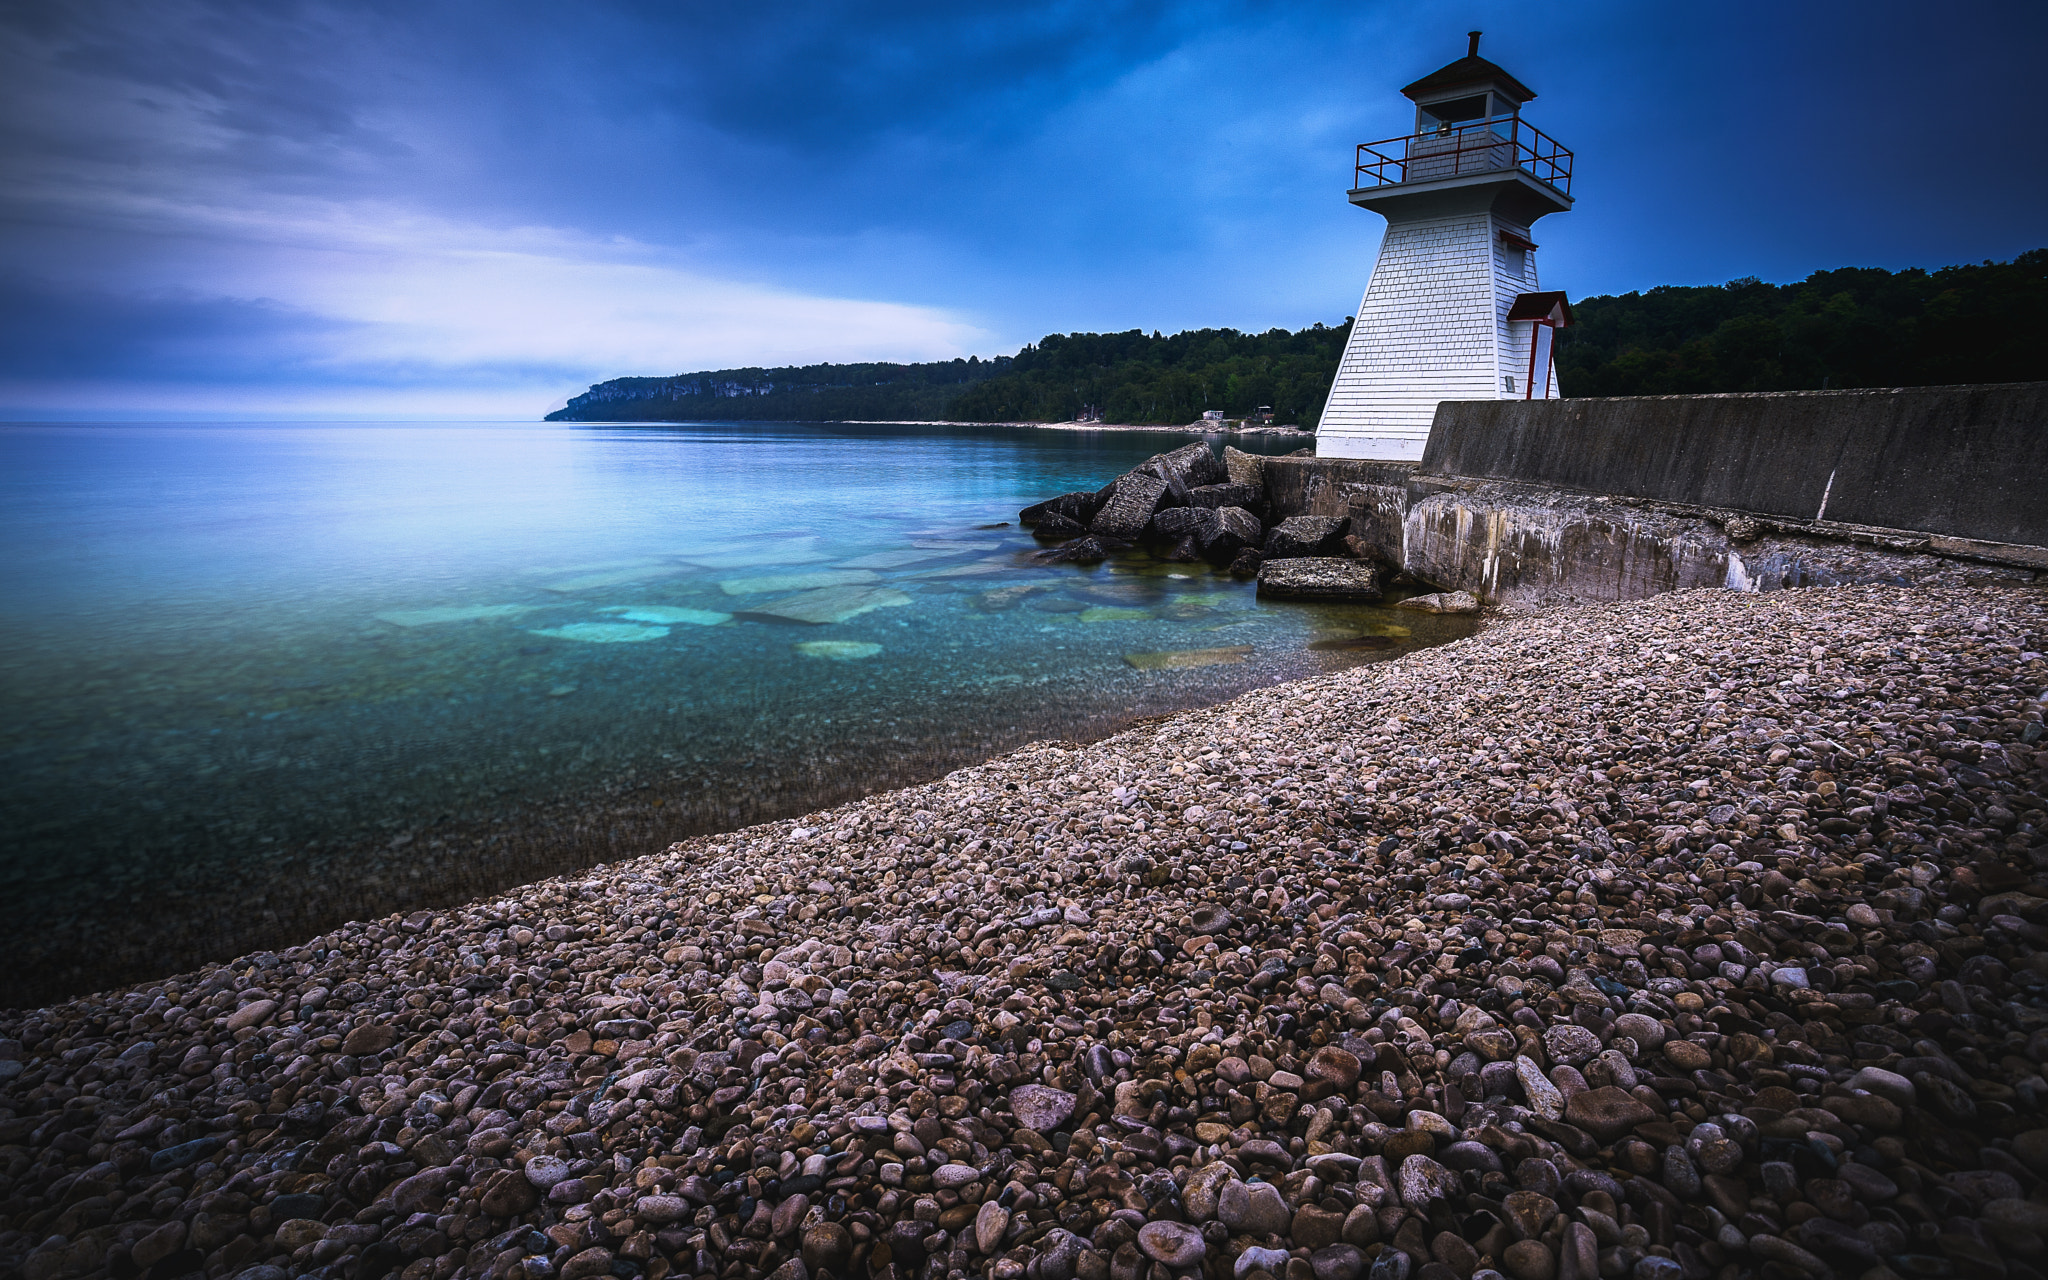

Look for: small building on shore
[1319,33,1576,461]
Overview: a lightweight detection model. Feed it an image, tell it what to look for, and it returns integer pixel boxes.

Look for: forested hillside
[548,251,2046,424]
[543,357,1010,422]
[1555,250,2048,395]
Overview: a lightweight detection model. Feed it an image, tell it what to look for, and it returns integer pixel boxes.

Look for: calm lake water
[0,420,1476,1002]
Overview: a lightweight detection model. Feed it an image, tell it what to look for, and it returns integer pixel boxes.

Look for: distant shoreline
[839,418,1315,438]
[552,415,1317,438]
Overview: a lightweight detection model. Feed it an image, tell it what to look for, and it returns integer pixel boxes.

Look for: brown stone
[1563,1087,1657,1143]
[1503,1240,1555,1280]
[341,1022,398,1056]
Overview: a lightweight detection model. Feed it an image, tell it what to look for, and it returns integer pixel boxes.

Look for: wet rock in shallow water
[1394,590,1480,614]
[527,622,671,643]
[1032,511,1089,541]
[976,583,1051,611]
[1089,473,1170,541]
[601,605,732,625]
[1035,535,1130,565]
[1257,557,1381,601]
[1079,607,1150,623]
[794,641,882,661]
[719,569,880,596]
[1262,515,1350,558]
[1123,645,1253,671]
[1228,547,1263,577]
[734,584,913,624]
[1021,491,1103,527]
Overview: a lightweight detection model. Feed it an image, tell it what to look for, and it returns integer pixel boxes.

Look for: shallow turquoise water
[0,420,1475,1001]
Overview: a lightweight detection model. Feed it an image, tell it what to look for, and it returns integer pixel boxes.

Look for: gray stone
[1543,1024,1602,1067]
[1263,516,1350,558]
[1393,591,1480,614]
[1610,1014,1666,1051]
[1846,1066,1915,1106]
[1137,1221,1205,1268]
[1396,1154,1459,1207]
[1010,1083,1078,1131]
[1256,557,1382,602]
[1237,1247,1293,1280]
[1516,1056,1565,1120]
[1091,474,1171,541]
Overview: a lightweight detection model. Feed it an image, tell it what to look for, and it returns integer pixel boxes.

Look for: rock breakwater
[3,586,2046,1280]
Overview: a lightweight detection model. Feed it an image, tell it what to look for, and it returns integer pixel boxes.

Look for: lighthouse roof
[1401,53,1536,105]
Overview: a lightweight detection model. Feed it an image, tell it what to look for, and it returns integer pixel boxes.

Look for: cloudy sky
[2,0,2042,416]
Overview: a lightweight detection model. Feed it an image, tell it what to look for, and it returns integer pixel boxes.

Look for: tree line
[548,251,2046,424]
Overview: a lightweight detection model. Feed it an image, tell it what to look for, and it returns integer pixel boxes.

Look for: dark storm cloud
[0,272,352,382]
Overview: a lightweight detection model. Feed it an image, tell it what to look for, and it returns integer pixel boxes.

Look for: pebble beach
[4,584,2046,1280]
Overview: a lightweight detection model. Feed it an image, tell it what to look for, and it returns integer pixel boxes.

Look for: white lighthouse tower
[1318,33,1575,460]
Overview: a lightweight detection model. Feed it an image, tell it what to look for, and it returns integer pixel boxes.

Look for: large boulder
[1200,507,1265,565]
[1138,441,1228,492]
[1223,446,1265,486]
[1263,516,1351,559]
[1256,558,1382,602]
[1031,511,1087,541]
[1149,506,1217,547]
[1035,535,1130,565]
[1020,490,1102,527]
[1185,482,1263,512]
[1090,473,1170,541]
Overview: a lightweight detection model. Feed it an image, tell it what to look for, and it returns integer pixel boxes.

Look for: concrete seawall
[1421,383,2048,546]
[1268,383,2048,606]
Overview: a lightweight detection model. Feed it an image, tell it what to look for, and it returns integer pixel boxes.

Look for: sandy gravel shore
[3,585,2045,1280]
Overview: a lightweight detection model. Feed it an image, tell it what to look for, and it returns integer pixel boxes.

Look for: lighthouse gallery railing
[1353,114,1573,196]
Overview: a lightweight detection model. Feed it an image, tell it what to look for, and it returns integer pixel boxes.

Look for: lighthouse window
[1421,94,1488,130]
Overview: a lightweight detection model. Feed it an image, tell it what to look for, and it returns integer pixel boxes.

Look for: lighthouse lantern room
[1318,33,1575,460]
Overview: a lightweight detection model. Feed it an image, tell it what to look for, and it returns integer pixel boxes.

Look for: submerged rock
[793,641,883,660]
[1034,535,1130,565]
[525,622,670,643]
[600,605,732,625]
[374,604,537,627]
[1123,645,1254,670]
[733,584,913,624]
[718,569,880,596]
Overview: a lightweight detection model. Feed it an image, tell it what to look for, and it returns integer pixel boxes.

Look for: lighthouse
[1318,33,1575,461]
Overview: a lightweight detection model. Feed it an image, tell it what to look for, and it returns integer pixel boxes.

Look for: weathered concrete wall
[1263,418,2046,608]
[1421,382,2048,546]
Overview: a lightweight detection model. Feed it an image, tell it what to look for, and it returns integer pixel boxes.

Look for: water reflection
[0,421,1475,1002]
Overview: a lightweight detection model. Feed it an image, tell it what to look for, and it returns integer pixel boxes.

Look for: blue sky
[2,0,2042,416]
